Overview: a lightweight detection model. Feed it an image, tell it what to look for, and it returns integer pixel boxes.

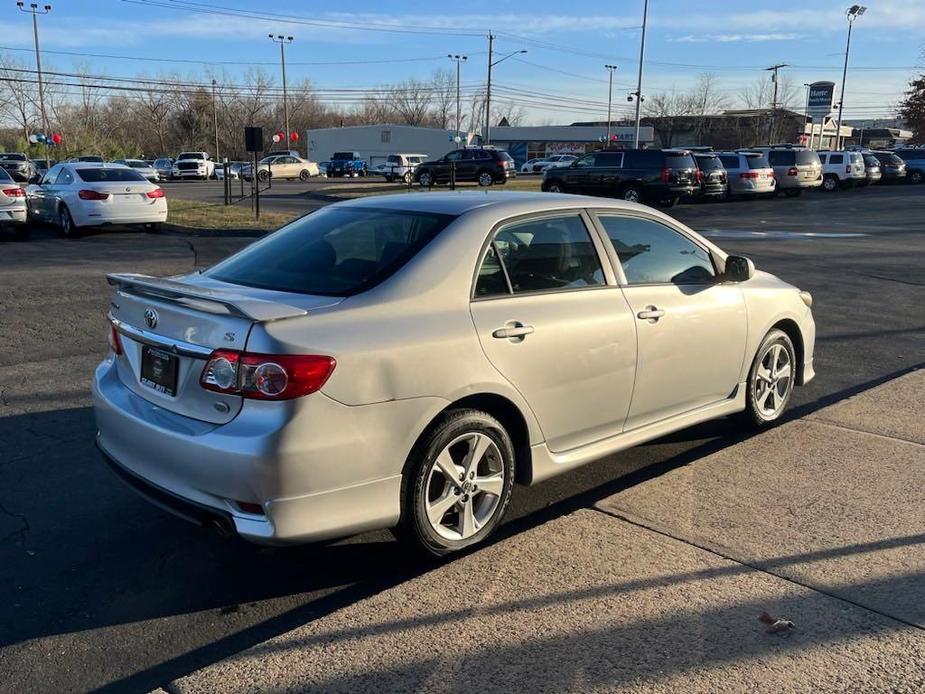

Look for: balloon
[290,131,299,142]
[28,134,39,144]
[272,134,281,143]
[35,133,46,143]
[51,133,62,144]
[277,131,285,140]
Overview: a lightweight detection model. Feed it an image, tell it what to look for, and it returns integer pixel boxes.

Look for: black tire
[909,170,923,185]
[740,328,796,428]
[822,174,839,192]
[299,170,311,181]
[621,184,643,203]
[543,181,566,193]
[12,223,30,241]
[257,170,270,182]
[418,171,434,188]
[477,170,494,187]
[783,188,802,198]
[58,205,78,238]
[394,409,516,557]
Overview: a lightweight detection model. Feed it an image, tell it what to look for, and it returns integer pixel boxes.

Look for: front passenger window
[574,154,596,168]
[598,215,715,285]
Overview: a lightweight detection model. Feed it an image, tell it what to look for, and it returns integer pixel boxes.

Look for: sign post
[806,81,835,150]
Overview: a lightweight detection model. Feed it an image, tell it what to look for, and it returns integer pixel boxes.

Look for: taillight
[2,186,24,197]
[740,171,760,179]
[660,167,671,183]
[695,169,702,183]
[78,189,110,200]
[200,350,336,400]
[146,188,165,198]
[108,324,123,355]
[496,160,505,169]
[787,167,799,176]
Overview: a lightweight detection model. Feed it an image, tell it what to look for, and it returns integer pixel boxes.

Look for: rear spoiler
[106,273,308,322]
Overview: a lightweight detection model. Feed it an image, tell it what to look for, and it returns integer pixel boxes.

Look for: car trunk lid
[106,272,342,424]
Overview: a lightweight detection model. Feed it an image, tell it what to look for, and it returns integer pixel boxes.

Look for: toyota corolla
[93,192,815,556]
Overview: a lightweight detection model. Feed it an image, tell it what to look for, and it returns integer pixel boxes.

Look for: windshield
[155,159,171,166]
[177,153,201,160]
[78,156,104,162]
[125,161,147,168]
[75,168,148,182]
[208,207,455,297]
[1,153,27,161]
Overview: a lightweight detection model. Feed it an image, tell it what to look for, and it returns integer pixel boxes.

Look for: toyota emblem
[143,308,158,329]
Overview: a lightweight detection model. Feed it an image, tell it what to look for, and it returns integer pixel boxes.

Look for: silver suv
[94,193,816,556]
[752,146,822,197]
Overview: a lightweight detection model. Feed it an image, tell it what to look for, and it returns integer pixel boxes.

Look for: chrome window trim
[109,315,214,358]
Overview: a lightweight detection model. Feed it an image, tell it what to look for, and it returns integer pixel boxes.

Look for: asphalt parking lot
[1,184,923,692]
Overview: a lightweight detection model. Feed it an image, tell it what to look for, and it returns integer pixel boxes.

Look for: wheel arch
[769,318,806,385]
[408,392,535,486]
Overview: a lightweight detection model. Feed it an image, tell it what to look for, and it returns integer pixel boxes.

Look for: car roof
[333,190,678,217]
[66,162,129,169]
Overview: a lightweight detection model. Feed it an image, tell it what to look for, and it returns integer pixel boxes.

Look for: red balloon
[277,131,285,140]
[51,133,62,144]
[290,131,300,141]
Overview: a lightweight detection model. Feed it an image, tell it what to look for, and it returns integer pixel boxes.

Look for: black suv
[416,148,515,187]
[692,153,727,200]
[541,148,697,207]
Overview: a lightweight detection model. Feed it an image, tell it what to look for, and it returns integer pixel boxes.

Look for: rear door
[594,212,747,431]
[596,151,624,196]
[470,212,637,451]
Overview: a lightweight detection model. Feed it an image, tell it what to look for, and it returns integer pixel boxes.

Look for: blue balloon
[35,133,46,143]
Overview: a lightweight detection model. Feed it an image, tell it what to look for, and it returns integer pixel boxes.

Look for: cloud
[671,33,803,43]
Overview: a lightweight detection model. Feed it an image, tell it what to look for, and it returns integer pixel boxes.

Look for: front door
[594,212,748,431]
[470,212,637,452]
[562,152,598,193]
[439,150,463,182]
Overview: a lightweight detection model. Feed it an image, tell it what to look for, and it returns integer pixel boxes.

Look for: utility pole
[765,63,789,145]
[483,34,525,145]
[211,78,219,161]
[836,5,866,150]
[633,0,649,148]
[605,64,617,145]
[448,54,467,142]
[802,83,812,148]
[269,34,294,152]
[17,2,51,169]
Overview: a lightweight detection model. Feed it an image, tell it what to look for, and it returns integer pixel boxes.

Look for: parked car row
[539,144,915,207]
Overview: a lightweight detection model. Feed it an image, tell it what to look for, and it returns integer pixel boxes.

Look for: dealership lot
[0,186,923,692]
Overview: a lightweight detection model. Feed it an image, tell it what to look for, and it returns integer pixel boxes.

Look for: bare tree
[642,88,692,147]
[688,72,728,145]
[429,68,455,130]
[388,77,433,126]
[0,54,38,142]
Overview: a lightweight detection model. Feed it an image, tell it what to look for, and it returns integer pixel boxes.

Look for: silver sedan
[93,192,816,556]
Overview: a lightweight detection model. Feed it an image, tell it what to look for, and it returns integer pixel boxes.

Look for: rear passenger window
[719,155,739,169]
[475,215,605,296]
[598,215,715,285]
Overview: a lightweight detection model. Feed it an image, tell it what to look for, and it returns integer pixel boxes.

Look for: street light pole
[484,38,526,145]
[448,54,467,142]
[802,83,812,148]
[269,34,294,152]
[17,2,51,168]
[836,5,866,150]
[211,79,219,161]
[765,63,789,145]
[605,64,617,145]
[633,0,648,148]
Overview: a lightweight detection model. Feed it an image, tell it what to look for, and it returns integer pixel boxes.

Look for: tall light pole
[484,36,526,145]
[836,5,866,149]
[269,34,294,152]
[605,64,617,145]
[211,78,219,161]
[803,83,812,148]
[765,63,789,145]
[17,2,51,168]
[633,0,649,148]
[448,54,467,143]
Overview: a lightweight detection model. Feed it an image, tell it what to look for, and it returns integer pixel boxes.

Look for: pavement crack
[177,238,199,267]
[590,505,925,636]
[0,498,31,553]
[806,417,924,448]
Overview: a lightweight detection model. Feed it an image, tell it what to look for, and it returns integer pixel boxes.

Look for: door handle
[492,324,534,339]
[636,306,665,322]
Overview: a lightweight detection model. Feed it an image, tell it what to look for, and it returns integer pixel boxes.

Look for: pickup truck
[327,151,367,178]
[172,151,215,180]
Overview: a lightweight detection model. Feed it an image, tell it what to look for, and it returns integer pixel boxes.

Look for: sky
[2,0,922,125]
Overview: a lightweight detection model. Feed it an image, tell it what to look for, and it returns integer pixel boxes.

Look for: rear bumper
[73,203,167,227]
[92,357,442,544]
[0,206,27,224]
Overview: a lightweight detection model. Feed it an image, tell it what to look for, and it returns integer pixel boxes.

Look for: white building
[487,125,655,165]
[306,124,473,167]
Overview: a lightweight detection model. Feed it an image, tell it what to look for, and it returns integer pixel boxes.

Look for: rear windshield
[694,155,723,171]
[875,152,903,165]
[796,150,820,165]
[895,150,923,161]
[665,154,695,169]
[78,156,104,162]
[767,150,795,166]
[0,167,13,182]
[207,207,455,297]
[75,168,147,182]
[863,154,880,166]
[332,152,354,160]
[498,151,515,162]
[745,154,771,169]
[718,155,739,169]
[125,161,147,168]
[1,153,27,161]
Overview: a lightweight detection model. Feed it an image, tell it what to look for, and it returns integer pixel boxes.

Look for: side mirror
[724,255,755,282]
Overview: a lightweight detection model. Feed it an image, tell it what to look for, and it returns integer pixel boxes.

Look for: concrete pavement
[167,371,925,693]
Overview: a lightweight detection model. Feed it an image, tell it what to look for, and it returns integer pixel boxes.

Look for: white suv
[817,150,866,191]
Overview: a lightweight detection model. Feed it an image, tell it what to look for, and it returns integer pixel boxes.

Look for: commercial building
[487,125,655,165]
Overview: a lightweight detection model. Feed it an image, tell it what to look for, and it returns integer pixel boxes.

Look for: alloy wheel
[547,183,562,193]
[623,187,641,202]
[423,432,506,541]
[478,172,493,187]
[753,342,793,419]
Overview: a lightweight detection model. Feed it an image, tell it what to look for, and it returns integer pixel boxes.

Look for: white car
[172,152,215,180]
[214,162,246,181]
[520,158,545,173]
[113,159,161,183]
[539,154,578,171]
[817,150,867,191]
[0,165,28,239]
[245,155,320,182]
[26,162,167,237]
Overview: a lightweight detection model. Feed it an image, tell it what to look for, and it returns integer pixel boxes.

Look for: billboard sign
[807,81,836,119]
